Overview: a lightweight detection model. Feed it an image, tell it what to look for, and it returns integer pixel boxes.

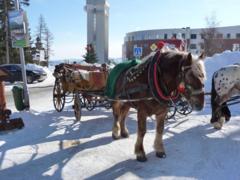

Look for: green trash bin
[12,85,25,111]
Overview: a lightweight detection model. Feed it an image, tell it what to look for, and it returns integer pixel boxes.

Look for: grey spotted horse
[210,64,240,129]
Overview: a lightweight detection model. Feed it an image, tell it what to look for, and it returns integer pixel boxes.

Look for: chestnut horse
[210,64,240,129]
[111,50,206,162]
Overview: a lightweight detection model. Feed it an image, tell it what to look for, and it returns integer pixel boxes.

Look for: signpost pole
[15,0,29,109]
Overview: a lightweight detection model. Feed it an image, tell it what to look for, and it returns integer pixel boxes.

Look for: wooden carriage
[53,63,111,121]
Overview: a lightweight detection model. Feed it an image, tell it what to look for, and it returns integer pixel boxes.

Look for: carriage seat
[69,68,108,91]
[71,69,90,81]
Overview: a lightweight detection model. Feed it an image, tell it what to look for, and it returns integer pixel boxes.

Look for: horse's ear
[186,53,192,65]
[199,52,205,60]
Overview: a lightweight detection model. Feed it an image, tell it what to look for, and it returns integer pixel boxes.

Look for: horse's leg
[212,105,224,130]
[135,110,147,162]
[213,95,230,129]
[210,78,219,124]
[221,102,231,122]
[112,101,122,139]
[154,110,167,158]
[120,104,130,138]
[210,81,224,129]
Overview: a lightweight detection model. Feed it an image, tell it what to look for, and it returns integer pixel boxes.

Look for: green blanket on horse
[104,59,141,98]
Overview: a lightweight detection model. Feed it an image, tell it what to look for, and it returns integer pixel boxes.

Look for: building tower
[85,0,109,64]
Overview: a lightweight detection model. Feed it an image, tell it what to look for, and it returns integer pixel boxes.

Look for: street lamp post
[15,0,30,109]
[182,27,190,52]
[3,0,10,64]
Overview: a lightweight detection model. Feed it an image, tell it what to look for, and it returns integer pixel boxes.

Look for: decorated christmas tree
[83,44,98,64]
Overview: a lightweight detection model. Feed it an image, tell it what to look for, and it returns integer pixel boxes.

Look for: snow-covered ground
[1,51,240,180]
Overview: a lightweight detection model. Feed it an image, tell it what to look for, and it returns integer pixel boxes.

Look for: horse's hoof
[225,116,231,122]
[121,132,129,138]
[156,152,166,158]
[213,122,222,130]
[136,155,147,162]
[112,133,121,140]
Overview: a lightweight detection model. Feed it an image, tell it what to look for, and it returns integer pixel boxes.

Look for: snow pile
[204,50,240,92]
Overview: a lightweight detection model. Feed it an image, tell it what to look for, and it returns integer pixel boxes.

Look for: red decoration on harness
[157,41,165,49]
[177,82,185,93]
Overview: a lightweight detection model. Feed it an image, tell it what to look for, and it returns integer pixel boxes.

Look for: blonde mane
[191,55,206,81]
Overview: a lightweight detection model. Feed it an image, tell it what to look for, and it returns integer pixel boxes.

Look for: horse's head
[53,63,67,78]
[180,52,206,111]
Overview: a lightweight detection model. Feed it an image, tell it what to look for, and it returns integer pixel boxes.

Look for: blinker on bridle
[178,65,204,96]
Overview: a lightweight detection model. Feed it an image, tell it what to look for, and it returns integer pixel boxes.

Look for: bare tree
[201,14,224,56]
[34,14,53,66]
[43,26,53,66]
[36,14,46,42]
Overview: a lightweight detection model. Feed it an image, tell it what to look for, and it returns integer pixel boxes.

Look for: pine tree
[0,0,30,64]
[83,44,97,64]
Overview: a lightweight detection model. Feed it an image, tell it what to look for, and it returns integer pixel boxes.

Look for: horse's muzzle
[190,93,205,111]
[192,103,204,111]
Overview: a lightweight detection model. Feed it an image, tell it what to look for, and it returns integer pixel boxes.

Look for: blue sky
[25,0,240,60]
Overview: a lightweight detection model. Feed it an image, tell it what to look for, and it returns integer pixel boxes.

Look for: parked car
[0,64,47,84]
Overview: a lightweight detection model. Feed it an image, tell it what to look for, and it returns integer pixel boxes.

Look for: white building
[123,25,240,57]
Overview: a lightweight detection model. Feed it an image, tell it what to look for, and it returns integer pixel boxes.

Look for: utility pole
[15,0,30,109]
[3,0,10,64]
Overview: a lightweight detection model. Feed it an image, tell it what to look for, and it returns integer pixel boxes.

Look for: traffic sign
[150,43,157,51]
[133,47,142,57]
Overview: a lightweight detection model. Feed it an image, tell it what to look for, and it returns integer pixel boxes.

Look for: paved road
[5,86,54,112]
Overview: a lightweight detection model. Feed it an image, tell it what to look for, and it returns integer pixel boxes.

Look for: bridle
[179,64,205,96]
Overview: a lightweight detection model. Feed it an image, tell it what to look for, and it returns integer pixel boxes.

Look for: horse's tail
[211,74,216,106]
[210,73,218,123]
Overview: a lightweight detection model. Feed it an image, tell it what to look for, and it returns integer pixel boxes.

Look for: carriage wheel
[176,99,193,115]
[86,97,96,111]
[104,101,112,109]
[166,105,177,120]
[74,92,82,121]
[53,80,65,112]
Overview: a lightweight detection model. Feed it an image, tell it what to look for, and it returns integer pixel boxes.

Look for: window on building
[236,33,240,39]
[200,34,205,39]
[190,44,197,49]
[216,33,223,38]
[227,33,231,39]
[132,36,135,41]
[144,43,148,48]
[164,34,168,39]
[172,33,177,39]
[190,34,197,39]
[181,33,185,39]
